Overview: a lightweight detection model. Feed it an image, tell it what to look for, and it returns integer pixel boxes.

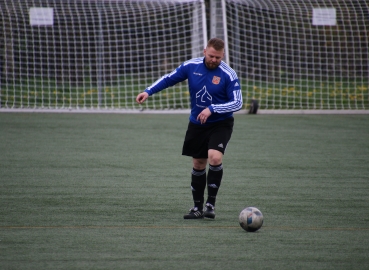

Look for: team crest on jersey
[212,76,221,85]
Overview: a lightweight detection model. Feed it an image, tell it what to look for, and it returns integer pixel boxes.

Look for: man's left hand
[197,108,212,124]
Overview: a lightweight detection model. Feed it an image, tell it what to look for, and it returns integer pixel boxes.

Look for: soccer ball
[239,207,264,232]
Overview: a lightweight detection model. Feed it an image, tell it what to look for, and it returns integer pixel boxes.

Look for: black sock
[191,168,206,210]
[206,163,223,207]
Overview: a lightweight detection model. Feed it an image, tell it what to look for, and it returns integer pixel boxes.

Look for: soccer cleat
[183,207,203,219]
[204,203,215,219]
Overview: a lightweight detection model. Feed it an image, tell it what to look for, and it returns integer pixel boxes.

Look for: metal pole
[97,2,103,108]
[221,0,229,65]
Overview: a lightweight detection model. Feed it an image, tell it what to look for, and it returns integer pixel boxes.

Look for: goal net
[224,0,369,110]
[1,0,368,112]
[0,0,206,110]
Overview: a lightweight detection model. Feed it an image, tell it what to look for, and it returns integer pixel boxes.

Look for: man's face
[203,46,224,69]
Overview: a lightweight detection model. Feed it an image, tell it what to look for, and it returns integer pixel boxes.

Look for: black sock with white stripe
[206,163,223,207]
[191,168,206,210]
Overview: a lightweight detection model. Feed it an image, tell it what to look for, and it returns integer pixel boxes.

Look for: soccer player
[136,38,243,219]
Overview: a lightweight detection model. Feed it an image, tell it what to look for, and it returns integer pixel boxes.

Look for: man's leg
[204,149,223,218]
[183,158,207,219]
[191,158,208,210]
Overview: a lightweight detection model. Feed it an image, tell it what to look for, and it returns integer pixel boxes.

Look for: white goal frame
[1,0,368,114]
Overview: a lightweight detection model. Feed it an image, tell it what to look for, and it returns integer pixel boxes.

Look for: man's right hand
[136,92,149,104]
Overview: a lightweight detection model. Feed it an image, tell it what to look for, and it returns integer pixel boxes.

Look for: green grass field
[1,113,369,269]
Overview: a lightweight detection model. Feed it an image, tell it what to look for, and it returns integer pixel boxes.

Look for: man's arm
[144,64,188,96]
[209,80,243,114]
[136,64,188,104]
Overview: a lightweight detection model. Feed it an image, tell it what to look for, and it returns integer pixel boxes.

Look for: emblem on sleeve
[212,76,221,85]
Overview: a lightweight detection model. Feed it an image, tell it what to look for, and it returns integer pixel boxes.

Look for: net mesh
[226,0,369,110]
[1,0,368,111]
[0,0,205,109]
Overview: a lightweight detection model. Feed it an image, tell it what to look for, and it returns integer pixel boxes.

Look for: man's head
[203,38,225,69]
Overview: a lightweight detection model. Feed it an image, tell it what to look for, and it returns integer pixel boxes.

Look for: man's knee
[208,149,223,165]
[192,158,207,170]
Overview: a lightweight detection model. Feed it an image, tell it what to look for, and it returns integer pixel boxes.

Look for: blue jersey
[144,57,243,124]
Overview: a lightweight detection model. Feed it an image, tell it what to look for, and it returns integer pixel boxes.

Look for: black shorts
[182,117,234,158]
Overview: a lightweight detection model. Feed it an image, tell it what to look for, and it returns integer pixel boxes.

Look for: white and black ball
[239,207,264,232]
